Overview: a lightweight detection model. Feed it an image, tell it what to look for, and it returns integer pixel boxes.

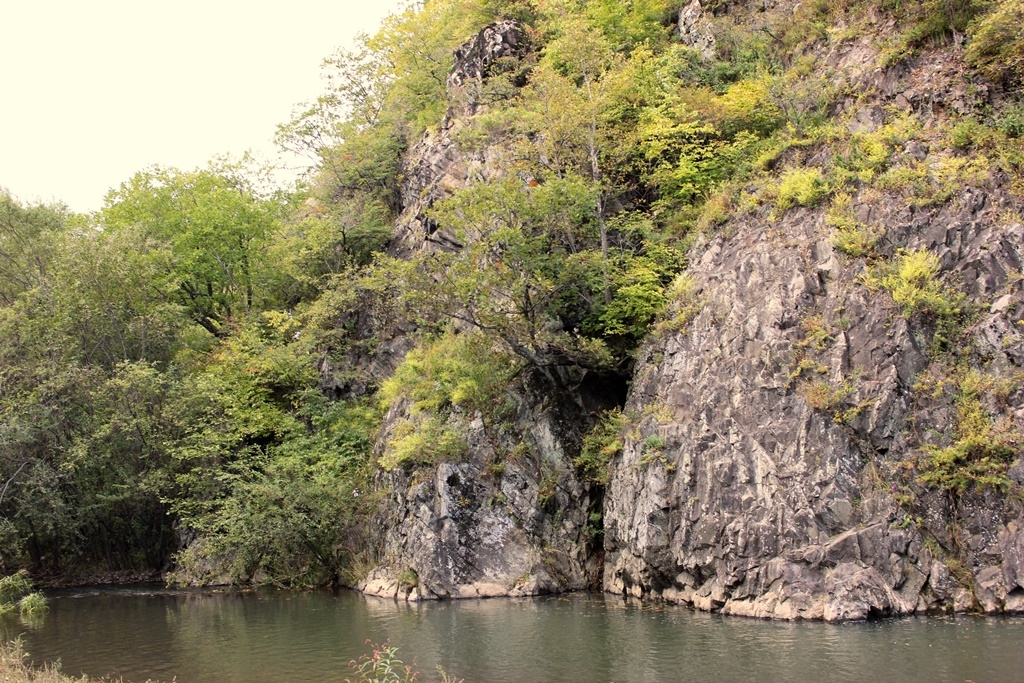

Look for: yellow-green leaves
[774,167,828,212]
[919,369,1020,494]
[863,249,964,321]
[967,0,1024,84]
[101,160,283,334]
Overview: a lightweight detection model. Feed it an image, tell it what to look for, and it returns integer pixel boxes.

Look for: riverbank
[36,571,163,590]
[0,640,153,683]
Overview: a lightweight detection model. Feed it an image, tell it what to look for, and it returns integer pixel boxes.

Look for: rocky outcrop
[388,20,531,257]
[359,369,616,600]
[678,0,716,60]
[321,21,532,396]
[602,181,1024,620]
[358,10,1024,620]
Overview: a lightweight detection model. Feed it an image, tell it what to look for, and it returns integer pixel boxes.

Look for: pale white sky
[0,0,405,213]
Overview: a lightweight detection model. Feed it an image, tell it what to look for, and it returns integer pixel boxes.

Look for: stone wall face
[603,193,1024,621]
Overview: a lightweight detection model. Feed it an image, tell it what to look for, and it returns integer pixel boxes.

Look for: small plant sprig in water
[346,640,419,683]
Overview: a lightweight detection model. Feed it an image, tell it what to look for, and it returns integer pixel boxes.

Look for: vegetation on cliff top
[1,0,1022,586]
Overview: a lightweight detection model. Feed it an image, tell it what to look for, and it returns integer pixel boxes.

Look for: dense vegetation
[1,0,1021,587]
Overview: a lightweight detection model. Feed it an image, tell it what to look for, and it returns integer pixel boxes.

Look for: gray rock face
[448,20,528,95]
[388,20,530,257]
[602,189,1024,620]
[678,0,716,60]
[360,371,611,600]
[359,13,1024,621]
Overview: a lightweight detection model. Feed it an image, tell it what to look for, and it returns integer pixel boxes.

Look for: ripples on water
[3,587,1023,683]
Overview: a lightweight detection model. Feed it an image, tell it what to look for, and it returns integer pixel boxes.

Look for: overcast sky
[0,0,404,213]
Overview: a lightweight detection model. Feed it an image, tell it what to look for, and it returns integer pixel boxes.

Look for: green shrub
[967,0,1024,85]
[799,379,854,412]
[0,571,46,615]
[379,331,515,417]
[892,0,990,47]
[0,571,32,607]
[574,409,626,485]
[599,259,679,341]
[380,416,467,471]
[864,249,965,319]
[653,274,704,336]
[861,249,972,355]
[919,370,1020,494]
[876,153,990,206]
[996,105,1024,138]
[828,192,880,258]
[775,168,828,213]
[17,591,48,615]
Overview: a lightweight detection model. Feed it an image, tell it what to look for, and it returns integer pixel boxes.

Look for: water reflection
[3,588,1024,683]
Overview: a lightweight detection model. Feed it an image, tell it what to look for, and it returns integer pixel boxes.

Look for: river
[3,586,1023,682]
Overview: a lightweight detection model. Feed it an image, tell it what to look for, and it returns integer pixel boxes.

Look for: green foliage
[380,416,468,471]
[635,73,782,207]
[575,408,626,484]
[886,0,991,48]
[939,114,1024,187]
[828,192,880,258]
[966,0,1024,84]
[919,370,1020,494]
[379,331,516,417]
[653,274,703,336]
[377,331,508,471]
[774,167,828,213]
[598,240,685,341]
[797,314,836,351]
[17,591,47,615]
[863,249,966,321]
[0,193,66,307]
[996,105,1024,139]
[168,373,379,586]
[368,0,502,132]
[0,571,32,608]
[101,160,285,335]
[584,0,676,51]
[0,204,187,573]
[0,571,45,615]
[401,176,614,370]
[875,152,991,206]
[834,131,895,185]
[799,379,855,412]
[345,641,420,683]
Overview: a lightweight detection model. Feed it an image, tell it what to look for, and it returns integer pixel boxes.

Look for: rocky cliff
[603,192,1024,620]
[357,2,1024,620]
[600,3,1024,620]
[359,21,619,600]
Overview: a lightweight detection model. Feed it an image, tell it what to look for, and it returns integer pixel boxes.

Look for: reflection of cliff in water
[10,588,1024,683]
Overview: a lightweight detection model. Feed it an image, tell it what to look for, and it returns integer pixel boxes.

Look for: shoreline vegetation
[0,573,46,617]
[0,640,151,683]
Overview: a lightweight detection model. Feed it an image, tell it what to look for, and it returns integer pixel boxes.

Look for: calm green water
[4,586,1024,682]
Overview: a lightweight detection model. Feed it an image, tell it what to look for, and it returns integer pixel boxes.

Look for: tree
[0,193,66,306]
[522,11,628,304]
[396,175,613,375]
[101,161,284,335]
